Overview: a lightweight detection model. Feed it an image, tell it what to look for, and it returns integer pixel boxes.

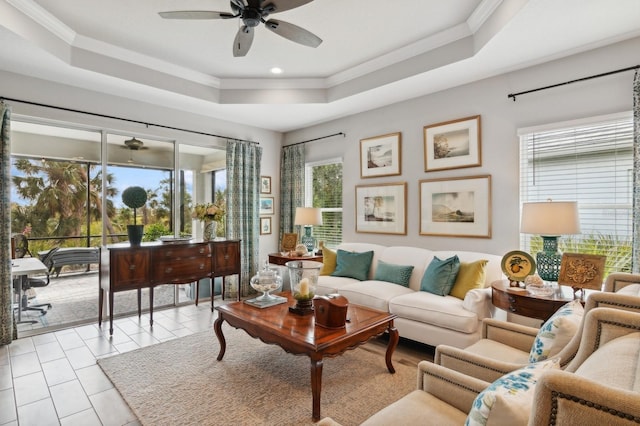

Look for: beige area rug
[98,325,418,426]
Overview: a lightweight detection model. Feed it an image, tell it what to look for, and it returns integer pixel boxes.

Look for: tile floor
[2,302,219,426]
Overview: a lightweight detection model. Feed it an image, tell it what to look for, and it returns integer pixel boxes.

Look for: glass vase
[203,220,217,242]
[286,260,322,315]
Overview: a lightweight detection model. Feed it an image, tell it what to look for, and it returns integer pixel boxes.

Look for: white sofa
[316,243,504,348]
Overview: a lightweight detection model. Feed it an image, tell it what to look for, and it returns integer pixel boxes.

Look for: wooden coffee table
[214,292,399,421]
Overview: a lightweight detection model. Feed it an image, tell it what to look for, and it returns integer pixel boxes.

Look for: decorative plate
[501,250,536,282]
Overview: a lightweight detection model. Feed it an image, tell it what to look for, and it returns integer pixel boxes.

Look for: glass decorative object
[249,261,283,302]
[203,221,217,242]
[286,260,322,315]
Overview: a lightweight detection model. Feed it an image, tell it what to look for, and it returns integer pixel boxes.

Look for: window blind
[305,159,343,248]
[519,112,633,273]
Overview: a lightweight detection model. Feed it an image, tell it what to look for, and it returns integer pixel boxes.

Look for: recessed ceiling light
[270,67,283,74]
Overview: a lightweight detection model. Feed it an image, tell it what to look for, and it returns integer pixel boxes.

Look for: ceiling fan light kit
[159,0,322,57]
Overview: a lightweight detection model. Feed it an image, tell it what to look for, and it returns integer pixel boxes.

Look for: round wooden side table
[491,279,575,322]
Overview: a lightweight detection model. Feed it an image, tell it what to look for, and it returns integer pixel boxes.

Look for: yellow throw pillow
[320,246,337,275]
[449,259,488,299]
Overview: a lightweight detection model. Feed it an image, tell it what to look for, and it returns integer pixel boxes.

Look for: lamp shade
[520,201,580,236]
[294,207,323,226]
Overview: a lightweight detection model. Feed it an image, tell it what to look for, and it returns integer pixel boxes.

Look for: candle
[299,278,309,297]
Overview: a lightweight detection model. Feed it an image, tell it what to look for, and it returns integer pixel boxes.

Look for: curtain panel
[226,140,262,298]
[0,102,15,344]
[279,144,305,246]
[633,70,640,273]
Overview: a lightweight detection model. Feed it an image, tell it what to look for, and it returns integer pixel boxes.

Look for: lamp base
[301,226,316,253]
[536,236,562,281]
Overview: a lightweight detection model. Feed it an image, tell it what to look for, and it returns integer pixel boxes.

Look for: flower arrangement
[192,203,225,222]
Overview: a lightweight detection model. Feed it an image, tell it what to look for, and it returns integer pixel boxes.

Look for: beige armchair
[603,272,640,293]
[319,307,640,426]
[435,288,640,382]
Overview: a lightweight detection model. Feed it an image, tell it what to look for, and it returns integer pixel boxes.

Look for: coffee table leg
[386,322,399,374]
[310,356,323,422]
[214,316,226,361]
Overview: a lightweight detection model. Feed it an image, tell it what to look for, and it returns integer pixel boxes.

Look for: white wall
[0,70,283,262]
[283,37,639,256]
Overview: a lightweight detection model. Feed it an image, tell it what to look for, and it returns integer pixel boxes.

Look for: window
[305,158,343,248]
[519,112,633,274]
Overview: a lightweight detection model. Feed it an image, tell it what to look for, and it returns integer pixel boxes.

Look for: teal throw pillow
[374,260,414,287]
[420,255,460,296]
[330,250,374,281]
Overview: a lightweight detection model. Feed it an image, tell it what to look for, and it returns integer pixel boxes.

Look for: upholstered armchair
[319,307,640,426]
[435,289,640,382]
[603,272,640,294]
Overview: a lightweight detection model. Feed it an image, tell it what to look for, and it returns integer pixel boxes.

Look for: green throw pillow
[420,255,460,296]
[330,249,374,281]
[374,260,414,287]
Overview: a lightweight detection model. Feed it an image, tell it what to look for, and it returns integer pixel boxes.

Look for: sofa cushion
[331,250,374,281]
[320,246,337,275]
[574,331,640,391]
[529,300,584,363]
[374,260,414,287]
[421,255,460,296]
[338,281,414,312]
[316,275,360,295]
[616,283,640,297]
[449,260,488,300]
[466,358,560,426]
[389,292,479,334]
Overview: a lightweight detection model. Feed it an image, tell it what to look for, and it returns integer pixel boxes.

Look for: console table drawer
[154,244,211,260]
[154,258,212,283]
[111,250,150,289]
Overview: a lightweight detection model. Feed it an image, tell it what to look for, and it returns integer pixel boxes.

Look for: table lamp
[520,200,580,281]
[294,207,323,253]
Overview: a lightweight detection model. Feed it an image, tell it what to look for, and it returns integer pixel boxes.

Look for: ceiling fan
[121,137,149,151]
[159,0,322,57]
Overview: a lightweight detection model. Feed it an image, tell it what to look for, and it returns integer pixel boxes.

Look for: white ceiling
[1,0,640,132]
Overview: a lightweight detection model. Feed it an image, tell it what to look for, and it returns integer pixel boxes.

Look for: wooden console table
[99,239,240,335]
[491,279,575,322]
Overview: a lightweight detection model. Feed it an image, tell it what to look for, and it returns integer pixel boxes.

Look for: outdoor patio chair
[13,247,59,316]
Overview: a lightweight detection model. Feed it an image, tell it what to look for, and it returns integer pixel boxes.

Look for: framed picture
[558,253,606,293]
[423,115,481,172]
[259,197,274,215]
[260,176,271,194]
[419,175,491,238]
[355,182,407,235]
[260,217,272,235]
[360,132,402,178]
[281,233,298,252]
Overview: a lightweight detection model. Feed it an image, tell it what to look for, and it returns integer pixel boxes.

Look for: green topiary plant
[122,186,147,225]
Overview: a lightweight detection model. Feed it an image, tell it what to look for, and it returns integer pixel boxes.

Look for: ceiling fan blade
[159,11,235,19]
[262,0,313,14]
[265,19,322,48]
[233,26,254,57]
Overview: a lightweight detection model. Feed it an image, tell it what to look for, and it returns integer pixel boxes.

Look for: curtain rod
[0,96,259,144]
[286,132,345,147]
[507,64,640,101]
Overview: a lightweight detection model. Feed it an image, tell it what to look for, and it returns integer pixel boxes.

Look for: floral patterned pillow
[528,299,584,362]
[465,358,560,426]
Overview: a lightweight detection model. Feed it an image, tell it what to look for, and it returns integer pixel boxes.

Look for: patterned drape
[633,70,640,273]
[0,102,15,344]
[279,144,305,245]
[226,140,262,298]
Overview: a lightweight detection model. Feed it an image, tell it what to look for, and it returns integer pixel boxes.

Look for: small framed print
[260,176,272,194]
[259,197,274,215]
[424,115,481,172]
[360,132,402,178]
[260,217,272,235]
[419,175,491,238]
[355,182,407,235]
